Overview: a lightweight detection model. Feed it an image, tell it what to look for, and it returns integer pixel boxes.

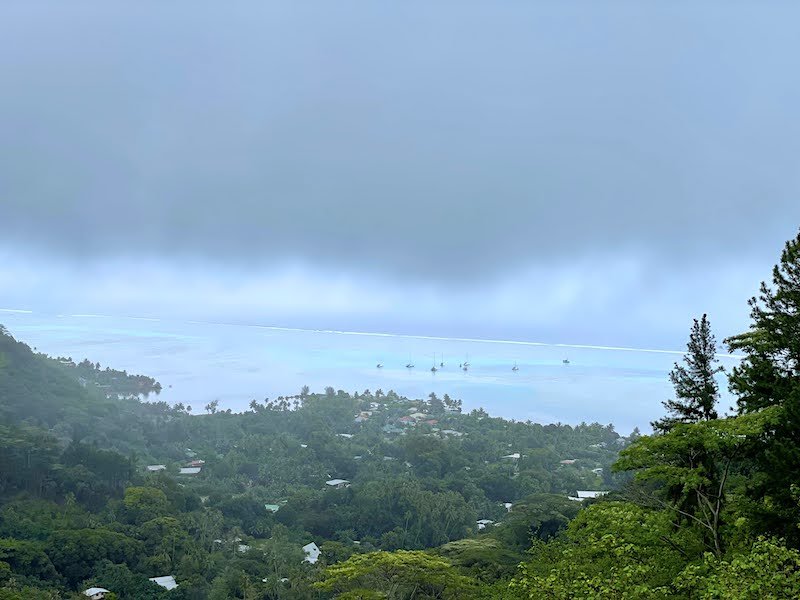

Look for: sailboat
[562,359,570,365]
[406,356,414,369]
[376,362,383,369]
[463,354,470,368]
[431,354,438,373]
[512,361,519,371]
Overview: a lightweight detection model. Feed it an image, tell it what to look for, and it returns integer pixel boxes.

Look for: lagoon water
[0,310,742,434]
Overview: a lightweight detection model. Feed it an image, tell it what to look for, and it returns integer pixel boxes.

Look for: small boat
[406,363,414,369]
[462,364,468,372]
[562,359,570,365]
[512,362,519,371]
[431,354,438,373]
[376,363,383,369]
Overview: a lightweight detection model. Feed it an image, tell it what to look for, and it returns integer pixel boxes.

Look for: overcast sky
[2,1,799,348]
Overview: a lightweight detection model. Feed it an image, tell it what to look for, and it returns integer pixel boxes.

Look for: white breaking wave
[0,308,34,313]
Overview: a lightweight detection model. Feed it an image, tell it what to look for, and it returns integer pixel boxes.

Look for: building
[187,460,205,468]
[264,504,281,513]
[302,542,321,564]
[559,459,577,465]
[179,467,201,475]
[325,478,350,489]
[146,465,166,472]
[476,519,495,531]
[502,453,521,460]
[149,575,178,590]
[83,588,110,599]
[568,490,609,501]
[397,416,416,426]
[576,490,608,500]
[337,433,354,439]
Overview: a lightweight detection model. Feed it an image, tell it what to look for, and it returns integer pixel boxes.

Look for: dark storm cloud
[2,1,800,281]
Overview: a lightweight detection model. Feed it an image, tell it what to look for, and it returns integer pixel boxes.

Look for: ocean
[0,309,742,434]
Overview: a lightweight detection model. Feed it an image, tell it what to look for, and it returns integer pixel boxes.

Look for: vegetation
[3,228,800,598]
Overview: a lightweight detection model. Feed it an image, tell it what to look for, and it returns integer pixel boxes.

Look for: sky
[2,1,800,349]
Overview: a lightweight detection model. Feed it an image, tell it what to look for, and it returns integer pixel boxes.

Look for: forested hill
[0,324,625,599]
[4,229,800,600]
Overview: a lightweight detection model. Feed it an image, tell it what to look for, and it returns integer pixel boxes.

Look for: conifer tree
[652,314,722,433]
[726,228,800,539]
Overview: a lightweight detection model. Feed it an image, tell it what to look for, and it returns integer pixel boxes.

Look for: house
[187,459,205,468]
[502,453,521,460]
[559,459,577,465]
[576,490,608,500]
[149,575,178,590]
[300,443,308,448]
[423,419,438,426]
[83,588,110,600]
[397,416,416,426]
[440,429,465,437]
[408,412,428,420]
[179,467,201,475]
[476,519,494,530]
[302,542,321,564]
[337,433,354,439]
[146,465,166,472]
[238,544,251,553]
[503,502,513,512]
[264,504,281,513]
[591,467,604,474]
[326,479,350,489]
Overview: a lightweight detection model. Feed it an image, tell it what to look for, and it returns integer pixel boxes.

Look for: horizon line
[2,308,744,359]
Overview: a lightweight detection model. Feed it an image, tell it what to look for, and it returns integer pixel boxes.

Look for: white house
[568,490,609,501]
[179,467,201,475]
[83,588,110,600]
[476,519,495,530]
[302,542,321,564]
[503,502,513,512]
[337,433,354,439]
[559,459,577,465]
[325,479,350,489]
[146,465,166,472]
[577,490,608,500]
[502,453,521,460]
[149,575,178,590]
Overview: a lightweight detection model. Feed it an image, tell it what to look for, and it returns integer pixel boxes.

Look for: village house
[325,478,350,489]
[476,519,494,530]
[149,575,178,590]
[146,464,166,472]
[302,542,321,564]
[568,490,609,501]
[179,467,201,475]
[559,459,577,465]
[83,588,110,599]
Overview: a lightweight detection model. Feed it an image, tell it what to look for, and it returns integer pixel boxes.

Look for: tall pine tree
[652,313,722,433]
[726,228,800,540]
